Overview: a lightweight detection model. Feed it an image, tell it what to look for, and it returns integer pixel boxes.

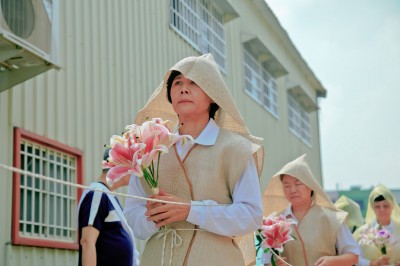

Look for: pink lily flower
[103,118,193,189]
[105,142,145,186]
[261,222,294,252]
[257,212,296,256]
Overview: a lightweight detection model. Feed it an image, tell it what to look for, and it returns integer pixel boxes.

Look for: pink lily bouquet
[256,212,296,266]
[102,118,193,194]
[359,226,390,255]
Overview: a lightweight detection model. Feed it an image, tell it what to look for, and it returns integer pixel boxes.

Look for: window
[12,128,83,249]
[244,49,278,117]
[169,0,228,71]
[288,94,312,146]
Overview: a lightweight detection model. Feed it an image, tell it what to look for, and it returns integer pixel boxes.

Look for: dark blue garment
[78,184,133,266]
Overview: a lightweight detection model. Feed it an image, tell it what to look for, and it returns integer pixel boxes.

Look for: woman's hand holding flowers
[370,255,390,266]
[145,189,190,228]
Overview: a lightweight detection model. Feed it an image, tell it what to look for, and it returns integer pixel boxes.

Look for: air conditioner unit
[0,0,59,92]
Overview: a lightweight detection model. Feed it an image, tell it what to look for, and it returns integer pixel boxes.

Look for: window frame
[288,94,312,146]
[243,48,279,118]
[12,127,83,249]
[169,0,227,72]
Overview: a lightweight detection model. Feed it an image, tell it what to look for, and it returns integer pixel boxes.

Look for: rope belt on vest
[157,229,182,266]
[156,228,207,266]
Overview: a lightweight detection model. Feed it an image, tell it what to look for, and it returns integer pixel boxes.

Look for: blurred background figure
[354,184,400,266]
[262,154,359,266]
[335,195,364,233]
[78,148,139,266]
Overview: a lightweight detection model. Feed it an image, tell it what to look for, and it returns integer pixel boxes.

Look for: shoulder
[353,223,369,240]
[218,128,252,153]
[392,219,400,236]
[316,205,347,225]
[79,190,95,206]
[394,218,400,227]
[79,189,109,211]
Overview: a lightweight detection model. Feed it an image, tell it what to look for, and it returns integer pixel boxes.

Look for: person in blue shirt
[78,148,139,266]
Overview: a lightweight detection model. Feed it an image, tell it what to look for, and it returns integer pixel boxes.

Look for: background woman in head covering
[124,54,264,266]
[262,154,359,266]
[353,184,400,266]
[334,195,364,233]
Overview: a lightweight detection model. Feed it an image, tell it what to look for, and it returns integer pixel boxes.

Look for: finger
[146,203,171,216]
[314,258,323,266]
[154,212,182,227]
[146,201,164,212]
[147,209,171,221]
[154,218,170,228]
[148,212,172,227]
[146,195,163,209]
[158,188,167,196]
[146,212,167,225]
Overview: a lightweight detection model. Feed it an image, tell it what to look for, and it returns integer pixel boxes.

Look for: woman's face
[282,175,313,208]
[373,199,393,224]
[170,74,213,119]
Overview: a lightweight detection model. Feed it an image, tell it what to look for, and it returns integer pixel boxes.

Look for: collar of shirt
[282,201,316,225]
[282,205,298,224]
[193,118,219,145]
[176,118,219,158]
[371,218,394,233]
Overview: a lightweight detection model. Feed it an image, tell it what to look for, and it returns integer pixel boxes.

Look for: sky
[266,0,400,191]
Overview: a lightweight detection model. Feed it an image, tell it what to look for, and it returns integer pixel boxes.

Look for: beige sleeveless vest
[281,205,346,266]
[139,129,253,266]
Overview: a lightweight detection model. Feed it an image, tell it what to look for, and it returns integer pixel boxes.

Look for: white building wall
[225,0,323,189]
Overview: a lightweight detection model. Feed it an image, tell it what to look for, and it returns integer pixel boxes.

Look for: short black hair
[103,148,111,161]
[166,70,181,103]
[209,103,219,119]
[374,195,386,202]
[102,148,111,173]
[166,70,220,119]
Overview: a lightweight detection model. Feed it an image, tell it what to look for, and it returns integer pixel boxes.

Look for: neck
[378,218,391,226]
[292,200,312,221]
[178,116,210,139]
[99,173,113,191]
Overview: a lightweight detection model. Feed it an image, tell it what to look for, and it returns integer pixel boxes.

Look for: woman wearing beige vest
[123,54,264,266]
[262,154,359,266]
[354,185,400,266]
[334,195,364,234]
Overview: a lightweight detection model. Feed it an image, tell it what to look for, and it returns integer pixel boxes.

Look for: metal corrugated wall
[0,0,324,264]
[2,0,200,264]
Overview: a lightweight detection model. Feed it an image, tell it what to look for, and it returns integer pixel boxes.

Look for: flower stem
[271,254,277,266]
[271,249,280,266]
[143,168,156,188]
[381,245,387,255]
[156,153,161,185]
[149,162,154,177]
[152,187,159,195]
